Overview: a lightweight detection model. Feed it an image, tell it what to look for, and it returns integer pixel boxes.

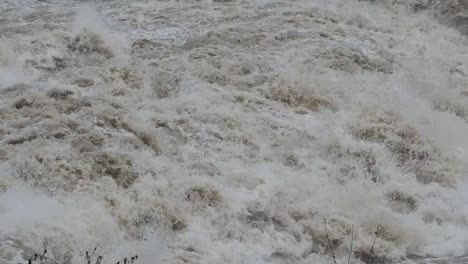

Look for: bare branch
[348,225,354,264]
[366,232,378,264]
[324,219,337,264]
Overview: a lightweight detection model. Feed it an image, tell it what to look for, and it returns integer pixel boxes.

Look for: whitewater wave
[1,0,468,263]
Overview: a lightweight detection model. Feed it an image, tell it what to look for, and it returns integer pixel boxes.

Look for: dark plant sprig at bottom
[28,248,57,264]
[26,246,139,264]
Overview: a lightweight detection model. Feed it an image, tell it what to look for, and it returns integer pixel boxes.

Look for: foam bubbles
[1,0,468,263]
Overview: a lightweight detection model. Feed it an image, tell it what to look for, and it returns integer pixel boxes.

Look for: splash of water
[1,0,468,263]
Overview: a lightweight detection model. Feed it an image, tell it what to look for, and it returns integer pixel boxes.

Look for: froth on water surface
[1,0,468,263]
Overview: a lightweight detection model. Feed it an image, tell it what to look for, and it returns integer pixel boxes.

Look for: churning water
[1,0,468,263]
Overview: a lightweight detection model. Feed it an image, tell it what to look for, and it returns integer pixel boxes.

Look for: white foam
[1,0,468,263]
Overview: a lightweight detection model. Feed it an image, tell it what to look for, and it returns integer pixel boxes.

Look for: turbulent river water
[1,0,468,263]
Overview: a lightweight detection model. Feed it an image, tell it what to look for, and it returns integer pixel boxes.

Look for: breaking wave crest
[1,0,468,263]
